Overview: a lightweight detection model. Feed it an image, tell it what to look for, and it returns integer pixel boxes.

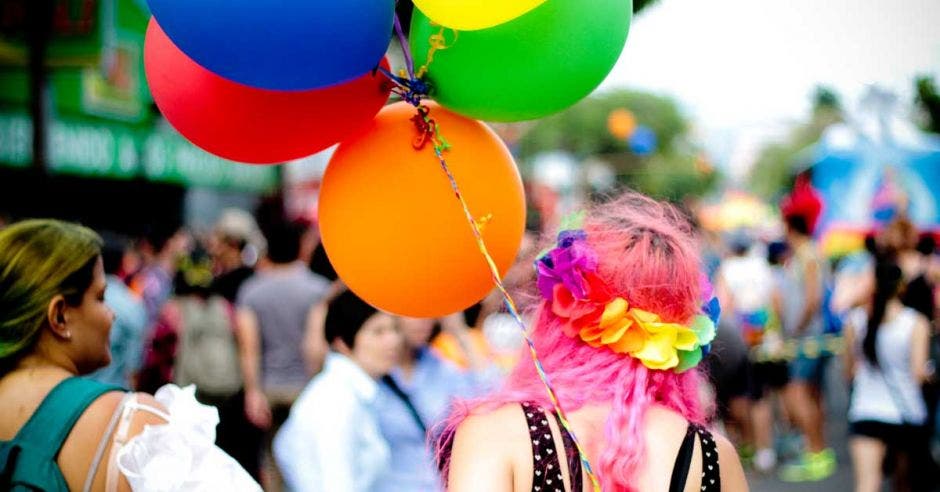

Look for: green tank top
[0,377,123,491]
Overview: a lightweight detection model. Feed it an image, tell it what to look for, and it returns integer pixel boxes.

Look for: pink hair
[437,192,709,491]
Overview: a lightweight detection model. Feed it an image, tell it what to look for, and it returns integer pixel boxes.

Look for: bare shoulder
[82,391,169,435]
[448,404,528,492]
[72,391,168,450]
[61,390,168,490]
[638,406,748,491]
[714,432,748,491]
[129,392,170,426]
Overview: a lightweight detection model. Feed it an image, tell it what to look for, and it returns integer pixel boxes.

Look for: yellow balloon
[412,0,548,31]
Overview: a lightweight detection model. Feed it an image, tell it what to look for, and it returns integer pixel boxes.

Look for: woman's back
[446,402,745,492]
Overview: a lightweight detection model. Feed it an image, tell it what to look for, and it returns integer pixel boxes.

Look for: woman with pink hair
[438,192,747,491]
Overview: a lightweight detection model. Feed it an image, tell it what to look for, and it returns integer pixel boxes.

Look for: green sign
[0,0,151,123]
[0,111,280,193]
[0,0,278,193]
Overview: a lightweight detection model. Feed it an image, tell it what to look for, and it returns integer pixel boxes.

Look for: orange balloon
[319,102,526,317]
[607,108,637,140]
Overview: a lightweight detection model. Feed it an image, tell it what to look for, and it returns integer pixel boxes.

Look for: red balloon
[144,19,391,164]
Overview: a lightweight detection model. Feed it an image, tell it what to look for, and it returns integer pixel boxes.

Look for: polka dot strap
[522,401,579,492]
[696,425,721,491]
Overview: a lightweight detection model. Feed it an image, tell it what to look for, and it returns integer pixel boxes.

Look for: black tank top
[520,401,721,492]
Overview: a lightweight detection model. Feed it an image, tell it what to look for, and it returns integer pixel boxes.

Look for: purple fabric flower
[558,229,587,248]
[536,230,598,300]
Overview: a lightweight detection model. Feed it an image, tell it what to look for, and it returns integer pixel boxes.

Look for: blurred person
[86,234,148,388]
[158,253,267,480]
[777,213,837,482]
[130,227,190,323]
[0,220,258,490]
[169,257,242,401]
[764,241,804,457]
[205,209,270,480]
[210,208,265,303]
[881,220,936,322]
[879,221,940,446]
[831,233,878,315]
[236,220,331,485]
[304,240,345,376]
[133,227,191,393]
[715,232,783,472]
[843,262,932,492]
[437,192,746,491]
[704,314,753,461]
[375,315,489,492]
[274,290,401,492]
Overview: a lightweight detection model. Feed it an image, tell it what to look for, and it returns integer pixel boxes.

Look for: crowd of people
[0,184,938,491]
[704,182,940,490]
[0,207,504,490]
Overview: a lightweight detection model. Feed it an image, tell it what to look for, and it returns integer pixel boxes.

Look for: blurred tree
[748,85,843,199]
[915,76,940,134]
[516,89,717,200]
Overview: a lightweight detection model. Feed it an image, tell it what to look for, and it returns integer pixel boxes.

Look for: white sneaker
[754,448,777,473]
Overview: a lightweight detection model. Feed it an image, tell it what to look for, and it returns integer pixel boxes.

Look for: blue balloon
[628,125,658,156]
[147,0,395,90]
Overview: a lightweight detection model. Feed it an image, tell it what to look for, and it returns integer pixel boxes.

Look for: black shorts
[849,420,926,449]
[748,361,790,400]
[850,420,938,488]
[706,351,750,420]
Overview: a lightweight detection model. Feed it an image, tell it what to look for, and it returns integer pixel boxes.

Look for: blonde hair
[0,219,102,367]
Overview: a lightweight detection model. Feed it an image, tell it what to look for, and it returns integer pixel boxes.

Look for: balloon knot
[410,104,449,152]
[411,105,435,149]
[409,78,431,98]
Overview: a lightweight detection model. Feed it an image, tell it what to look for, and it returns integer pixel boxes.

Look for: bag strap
[381,374,427,434]
[1,378,122,490]
[15,378,123,459]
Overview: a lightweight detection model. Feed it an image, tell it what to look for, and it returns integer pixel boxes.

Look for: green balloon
[410,0,632,122]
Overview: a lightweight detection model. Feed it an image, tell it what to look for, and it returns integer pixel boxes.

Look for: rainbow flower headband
[536,228,719,373]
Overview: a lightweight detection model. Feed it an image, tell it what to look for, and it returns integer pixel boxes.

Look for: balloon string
[392,8,416,81]
[415,25,456,79]
[414,107,603,492]
[376,11,431,106]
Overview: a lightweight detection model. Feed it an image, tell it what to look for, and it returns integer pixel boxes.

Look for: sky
[598,0,940,176]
